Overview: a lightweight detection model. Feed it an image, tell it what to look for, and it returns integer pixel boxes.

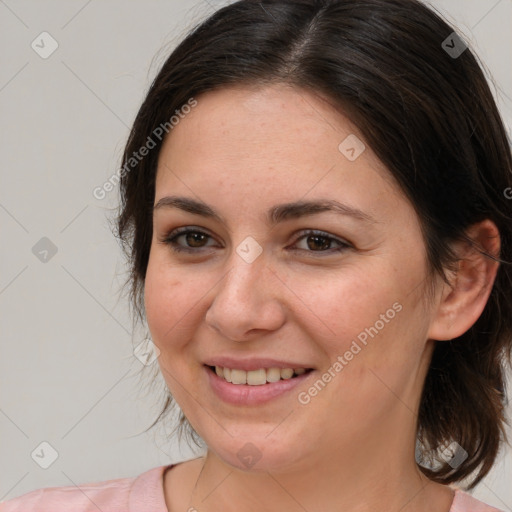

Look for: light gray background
[1,0,511,507]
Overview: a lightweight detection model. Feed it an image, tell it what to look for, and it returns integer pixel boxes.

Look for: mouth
[204,364,315,406]
[205,365,314,385]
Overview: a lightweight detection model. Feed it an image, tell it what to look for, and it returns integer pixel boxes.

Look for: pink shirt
[0,463,504,512]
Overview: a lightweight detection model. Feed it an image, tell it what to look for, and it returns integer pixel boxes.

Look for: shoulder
[0,465,171,512]
[450,489,505,512]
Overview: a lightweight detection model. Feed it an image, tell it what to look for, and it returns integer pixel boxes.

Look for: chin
[208,434,304,474]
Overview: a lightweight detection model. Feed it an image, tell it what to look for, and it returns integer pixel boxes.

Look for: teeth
[213,366,308,385]
[230,369,247,385]
[247,368,266,385]
[266,367,281,383]
[280,368,294,379]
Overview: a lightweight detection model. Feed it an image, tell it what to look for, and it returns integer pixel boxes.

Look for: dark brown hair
[115,0,512,489]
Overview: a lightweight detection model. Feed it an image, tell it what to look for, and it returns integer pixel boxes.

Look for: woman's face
[144,84,443,472]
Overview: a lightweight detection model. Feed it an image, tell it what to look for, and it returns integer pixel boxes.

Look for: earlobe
[427,220,501,342]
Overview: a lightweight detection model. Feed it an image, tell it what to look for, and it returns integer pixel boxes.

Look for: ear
[427,219,501,341]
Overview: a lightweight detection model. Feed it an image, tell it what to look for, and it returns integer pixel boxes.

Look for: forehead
[159,84,365,162]
[154,84,405,222]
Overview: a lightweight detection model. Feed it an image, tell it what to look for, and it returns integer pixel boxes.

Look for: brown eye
[291,230,351,255]
[160,227,217,253]
[182,231,209,248]
[160,227,351,257]
[305,234,331,251]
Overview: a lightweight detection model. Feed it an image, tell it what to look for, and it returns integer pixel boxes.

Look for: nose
[204,249,286,342]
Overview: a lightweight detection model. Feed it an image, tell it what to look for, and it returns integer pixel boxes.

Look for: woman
[2,0,511,511]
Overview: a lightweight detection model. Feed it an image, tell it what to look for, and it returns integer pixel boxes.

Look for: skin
[143,83,500,512]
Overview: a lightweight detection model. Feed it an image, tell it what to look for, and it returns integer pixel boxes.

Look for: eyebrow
[153,195,377,226]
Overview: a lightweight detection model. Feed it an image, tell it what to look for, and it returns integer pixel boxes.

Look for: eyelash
[159,227,351,256]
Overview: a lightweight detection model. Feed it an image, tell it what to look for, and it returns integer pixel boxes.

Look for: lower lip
[205,365,314,406]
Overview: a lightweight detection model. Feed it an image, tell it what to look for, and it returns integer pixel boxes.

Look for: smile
[205,365,315,405]
[211,365,308,385]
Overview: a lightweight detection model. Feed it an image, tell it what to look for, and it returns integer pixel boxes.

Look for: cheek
[312,288,428,423]
[284,260,425,404]
[144,251,218,358]
[144,255,190,348]
[280,262,402,353]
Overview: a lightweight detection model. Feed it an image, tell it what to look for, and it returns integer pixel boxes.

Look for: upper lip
[204,356,314,372]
